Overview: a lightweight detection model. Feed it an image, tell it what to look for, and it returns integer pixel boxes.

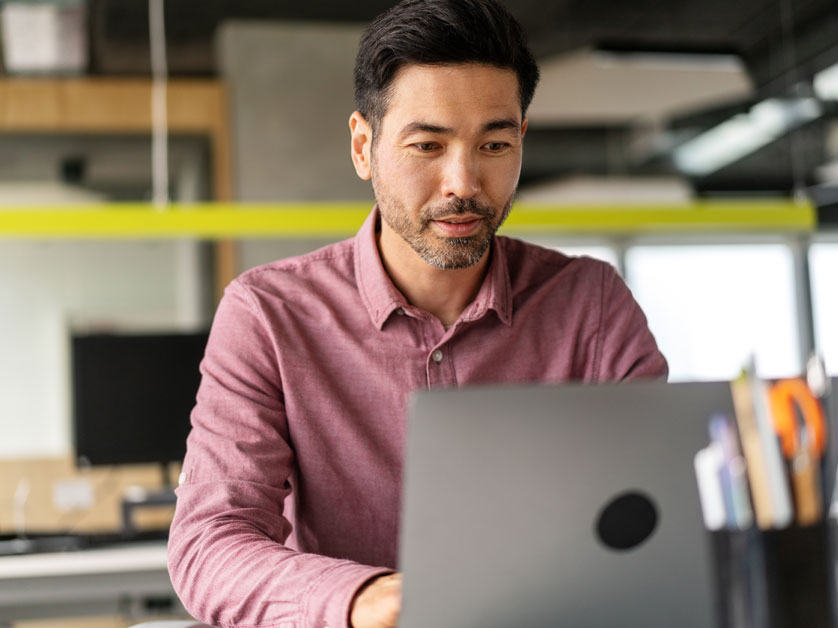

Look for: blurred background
[0,0,837,625]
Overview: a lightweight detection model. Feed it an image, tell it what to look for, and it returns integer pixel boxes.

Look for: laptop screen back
[399,381,732,628]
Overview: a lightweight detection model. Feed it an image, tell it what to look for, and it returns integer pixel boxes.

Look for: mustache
[422,197,496,222]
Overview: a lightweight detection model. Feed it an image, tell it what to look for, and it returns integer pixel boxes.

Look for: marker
[695,444,727,531]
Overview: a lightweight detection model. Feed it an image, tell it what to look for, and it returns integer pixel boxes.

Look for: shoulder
[497,236,617,287]
[232,237,356,298]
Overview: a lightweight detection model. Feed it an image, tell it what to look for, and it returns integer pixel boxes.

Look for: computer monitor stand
[120,462,177,538]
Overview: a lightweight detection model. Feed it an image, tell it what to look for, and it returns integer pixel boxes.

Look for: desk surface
[0,541,168,578]
[0,541,182,622]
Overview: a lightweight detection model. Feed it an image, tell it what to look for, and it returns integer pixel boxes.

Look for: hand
[349,572,402,628]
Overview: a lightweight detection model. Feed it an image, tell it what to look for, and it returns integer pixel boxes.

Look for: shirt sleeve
[168,279,392,628]
[594,262,669,382]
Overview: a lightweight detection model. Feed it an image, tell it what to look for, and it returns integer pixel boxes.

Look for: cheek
[379,151,438,197]
[483,160,520,198]
[489,154,521,184]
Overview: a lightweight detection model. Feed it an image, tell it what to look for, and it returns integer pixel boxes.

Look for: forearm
[169,482,392,628]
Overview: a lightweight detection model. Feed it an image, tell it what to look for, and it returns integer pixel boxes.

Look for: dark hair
[354,0,540,132]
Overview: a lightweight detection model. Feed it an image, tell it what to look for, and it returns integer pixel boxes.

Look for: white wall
[0,240,207,458]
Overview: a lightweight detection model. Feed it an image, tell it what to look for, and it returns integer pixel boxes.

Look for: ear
[521,116,528,138]
[349,111,373,181]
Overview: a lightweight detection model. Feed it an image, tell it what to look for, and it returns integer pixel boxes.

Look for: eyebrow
[482,118,522,133]
[398,118,522,138]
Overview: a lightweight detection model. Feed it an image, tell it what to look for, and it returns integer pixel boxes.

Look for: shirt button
[431,349,444,363]
[396,308,405,315]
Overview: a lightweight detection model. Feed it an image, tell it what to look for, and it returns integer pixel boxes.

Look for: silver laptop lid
[399,381,732,628]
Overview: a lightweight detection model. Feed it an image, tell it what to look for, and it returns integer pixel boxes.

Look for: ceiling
[77,0,838,195]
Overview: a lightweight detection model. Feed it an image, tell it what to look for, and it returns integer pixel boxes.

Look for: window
[809,242,838,376]
[625,244,801,381]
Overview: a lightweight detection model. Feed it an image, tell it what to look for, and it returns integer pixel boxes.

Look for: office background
[1,0,837,626]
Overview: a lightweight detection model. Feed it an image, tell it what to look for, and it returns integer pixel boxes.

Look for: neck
[377,228,490,328]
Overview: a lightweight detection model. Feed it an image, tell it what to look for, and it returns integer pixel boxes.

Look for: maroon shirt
[168,208,667,628]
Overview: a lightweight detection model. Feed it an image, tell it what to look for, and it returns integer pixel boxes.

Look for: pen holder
[711,521,838,628]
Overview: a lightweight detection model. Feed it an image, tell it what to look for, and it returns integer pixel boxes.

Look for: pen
[709,413,753,530]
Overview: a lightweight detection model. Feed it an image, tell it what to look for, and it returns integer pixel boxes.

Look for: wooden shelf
[0,200,815,238]
[0,77,236,295]
[0,78,232,202]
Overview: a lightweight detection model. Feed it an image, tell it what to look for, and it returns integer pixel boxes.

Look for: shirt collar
[460,235,512,327]
[355,207,410,330]
[354,206,513,330]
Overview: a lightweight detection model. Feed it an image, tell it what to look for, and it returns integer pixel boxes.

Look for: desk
[0,541,186,624]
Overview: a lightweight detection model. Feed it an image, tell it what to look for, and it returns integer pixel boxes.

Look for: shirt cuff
[303,562,395,628]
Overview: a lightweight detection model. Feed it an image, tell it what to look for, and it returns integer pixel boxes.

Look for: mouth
[434,214,482,224]
[430,215,483,237]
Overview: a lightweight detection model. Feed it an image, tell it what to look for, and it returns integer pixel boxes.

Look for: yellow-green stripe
[0,200,815,238]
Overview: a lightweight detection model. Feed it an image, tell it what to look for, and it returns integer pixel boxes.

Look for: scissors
[769,378,827,460]
[768,377,827,525]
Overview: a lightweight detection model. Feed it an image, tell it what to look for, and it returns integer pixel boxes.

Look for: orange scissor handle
[769,378,827,459]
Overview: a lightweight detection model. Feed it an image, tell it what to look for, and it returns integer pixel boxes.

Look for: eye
[413,142,440,153]
[483,141,510,152]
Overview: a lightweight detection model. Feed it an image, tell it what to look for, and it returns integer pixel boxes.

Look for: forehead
[381,63,522,132]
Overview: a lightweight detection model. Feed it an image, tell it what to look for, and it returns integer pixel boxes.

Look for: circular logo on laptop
[595,491,658,551]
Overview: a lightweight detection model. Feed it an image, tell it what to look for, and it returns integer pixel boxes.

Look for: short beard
[404,197,510,270]
[373,171,513,270]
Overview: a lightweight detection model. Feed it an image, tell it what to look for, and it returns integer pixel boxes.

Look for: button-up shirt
[168,208,668,628]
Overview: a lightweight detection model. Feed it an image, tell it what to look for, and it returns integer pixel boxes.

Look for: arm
[168,280,391,628]
[594,263,669,382]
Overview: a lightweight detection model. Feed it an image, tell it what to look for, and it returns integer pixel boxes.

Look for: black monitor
[71,330,209,480]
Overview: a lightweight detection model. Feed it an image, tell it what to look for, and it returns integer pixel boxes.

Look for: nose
[440,149,481,200]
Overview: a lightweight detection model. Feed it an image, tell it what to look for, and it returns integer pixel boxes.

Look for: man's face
[351,63,526,270]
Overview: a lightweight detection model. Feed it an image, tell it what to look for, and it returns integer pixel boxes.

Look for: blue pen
[709,413,754,530]
[709,414,736,527]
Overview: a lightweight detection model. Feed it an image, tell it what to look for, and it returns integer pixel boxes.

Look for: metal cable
[149,0,169,208]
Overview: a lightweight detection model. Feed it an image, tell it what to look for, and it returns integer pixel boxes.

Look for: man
[168,1,667,627]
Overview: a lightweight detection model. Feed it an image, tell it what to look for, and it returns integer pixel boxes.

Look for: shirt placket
[421,317,457,388]
[426,340,456,388]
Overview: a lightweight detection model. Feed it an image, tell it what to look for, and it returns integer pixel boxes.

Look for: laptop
[399,380,734,628]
